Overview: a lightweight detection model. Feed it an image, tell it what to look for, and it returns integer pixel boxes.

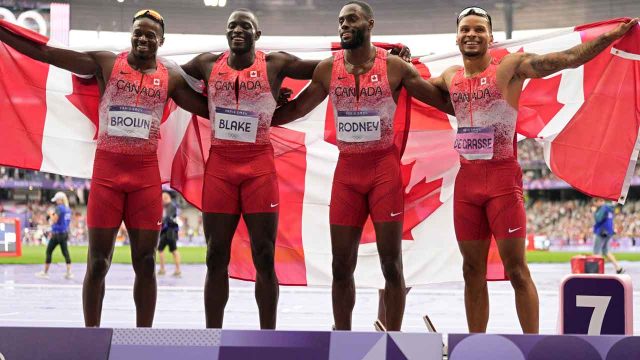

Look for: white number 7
[576,295,612,335]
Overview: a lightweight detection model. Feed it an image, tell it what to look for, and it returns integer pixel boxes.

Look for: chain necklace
[343,46,376,68]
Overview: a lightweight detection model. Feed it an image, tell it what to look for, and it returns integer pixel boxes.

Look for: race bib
[336,110,381,142]
[214,107,259,143]
[454,126,494,160]
[107,105,152,139]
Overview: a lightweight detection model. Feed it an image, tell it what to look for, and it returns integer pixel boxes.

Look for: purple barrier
[448,333,640,359]
[108,328,442,360]
[0,327,112,360]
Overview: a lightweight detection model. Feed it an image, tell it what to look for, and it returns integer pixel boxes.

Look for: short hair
[344,1,374,19]
[230,8,260,28]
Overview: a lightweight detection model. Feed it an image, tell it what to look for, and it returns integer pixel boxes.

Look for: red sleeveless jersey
[207,51,276,146]
[97,52,169,155]
[449,58,518,162]
[329,47,397,154]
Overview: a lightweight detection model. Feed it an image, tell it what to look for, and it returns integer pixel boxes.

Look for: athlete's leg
[487,161,539,334]
[203,213,240,328]
[83,177,123,327]
[331,224,363,330]
[373,221,405,331]
[377,288,411,329]
[128,228,160,327]
[495,237,539,333]
[458,239,491,332]
[244,212,279,329]
[83,227,118,327]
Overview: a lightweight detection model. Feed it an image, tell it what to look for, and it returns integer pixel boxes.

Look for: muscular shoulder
[386,54,410,72]
[195,52,223,65]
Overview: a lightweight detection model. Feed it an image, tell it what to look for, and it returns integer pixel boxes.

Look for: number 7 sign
[559,274,633,335]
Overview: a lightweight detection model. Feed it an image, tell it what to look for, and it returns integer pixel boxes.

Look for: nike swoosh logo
[270,203,279,208]
[338,76,347,80]
[390,212,402,217]
[508,227,522,233]
[120,71,131,75]
[218,72,228,75]
[157,220,163,226]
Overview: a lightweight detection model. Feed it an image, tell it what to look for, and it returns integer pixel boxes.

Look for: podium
[558,274,633,335]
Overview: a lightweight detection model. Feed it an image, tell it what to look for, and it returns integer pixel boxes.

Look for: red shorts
[87,150,162,231]
[202,145,279,214]
[330,147,404,227]
[454,159,526,241]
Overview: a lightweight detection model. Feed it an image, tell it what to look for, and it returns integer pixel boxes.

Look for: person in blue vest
[593,198,624,274]
[36,192,73,279]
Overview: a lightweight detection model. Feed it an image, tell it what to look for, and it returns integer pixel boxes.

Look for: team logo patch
[371,74,379,82]
[480,77,487,86]
[153,78,160,86]
[249,70,259,78]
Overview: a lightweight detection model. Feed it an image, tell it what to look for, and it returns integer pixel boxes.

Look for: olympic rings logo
[0,7,48,35]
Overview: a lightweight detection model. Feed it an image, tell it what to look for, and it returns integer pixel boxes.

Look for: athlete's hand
[389,45,412,62]
[277,87,293,107]
[606,18,638,40]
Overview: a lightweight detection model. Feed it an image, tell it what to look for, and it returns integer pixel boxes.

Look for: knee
[332,256,356,283]
[252,244,275,277]
[380,257,403,284]
[462,260,487,285]
[132,251,156,278]
[87,254,111,280]
[206,243,230,273]
[505,263,531,289]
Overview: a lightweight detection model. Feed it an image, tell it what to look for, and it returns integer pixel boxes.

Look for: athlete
[0,9,208,327]
[271,1,452,331]
[429,7,638,333]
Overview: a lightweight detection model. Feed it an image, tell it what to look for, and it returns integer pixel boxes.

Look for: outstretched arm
[271,59,331,126]
[513,18,638,79]
[0,25,107,76]
[170,73,209,119]
[399,59,454,115]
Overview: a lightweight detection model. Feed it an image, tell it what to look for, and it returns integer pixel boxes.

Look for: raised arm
[398,58,455,115]
[169,72,209,119]
[271,58,331,126]
[0,25,107,76]
[512,18,638,79]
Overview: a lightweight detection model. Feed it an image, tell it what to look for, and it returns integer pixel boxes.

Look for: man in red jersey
[429,6,637,333]
[271,1,452,331]
[0,9,208,327]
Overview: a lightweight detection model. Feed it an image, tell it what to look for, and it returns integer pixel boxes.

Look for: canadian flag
[0,18,638,286]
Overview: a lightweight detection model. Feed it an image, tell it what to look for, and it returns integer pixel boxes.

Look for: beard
[340,28,365,49]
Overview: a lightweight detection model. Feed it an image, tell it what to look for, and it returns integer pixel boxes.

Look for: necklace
[344,47,376,67]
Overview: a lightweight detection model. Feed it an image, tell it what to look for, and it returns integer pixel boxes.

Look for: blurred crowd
[526,199,640,245]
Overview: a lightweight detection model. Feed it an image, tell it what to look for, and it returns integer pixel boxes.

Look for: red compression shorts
[453,159,526,241]
[330,147,404,227]
[87,149,162,231]
[202,144,279,214]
